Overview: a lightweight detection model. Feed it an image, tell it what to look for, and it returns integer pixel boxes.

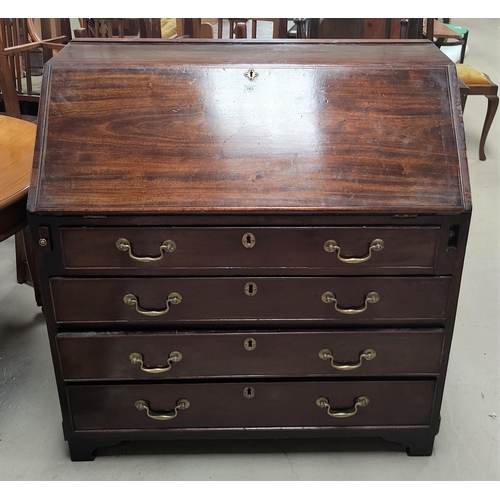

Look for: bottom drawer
[68,380,435,430]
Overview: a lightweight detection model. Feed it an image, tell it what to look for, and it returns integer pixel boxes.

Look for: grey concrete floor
[1,19,499,480]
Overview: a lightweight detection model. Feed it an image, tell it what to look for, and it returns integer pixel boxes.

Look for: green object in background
[436,19,469,64]
[444,23,468,36]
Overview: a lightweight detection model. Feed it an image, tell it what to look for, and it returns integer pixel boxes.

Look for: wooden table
[0,114,36,240]
[0,114,40,305]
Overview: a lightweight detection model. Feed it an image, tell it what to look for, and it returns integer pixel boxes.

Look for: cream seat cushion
[161,18,177,38]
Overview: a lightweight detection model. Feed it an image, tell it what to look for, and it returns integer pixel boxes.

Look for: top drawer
[59,226,440,275]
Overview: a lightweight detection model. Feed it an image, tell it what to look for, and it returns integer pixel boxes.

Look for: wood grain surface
[25,39,472,460]
[0,115,36,210]
[57,329,445,380]
[59,225,440,272]
[49,276,451,326]
[28,40,469,215]
[68,380,436,430]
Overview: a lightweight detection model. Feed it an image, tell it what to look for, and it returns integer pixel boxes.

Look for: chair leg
[15,230,29,285]
[234,22,247,39]
[15,227,42,307]
[459,31,468,64]
[461,93,468,111]
[0,55,22,118]
[479,95,499,161]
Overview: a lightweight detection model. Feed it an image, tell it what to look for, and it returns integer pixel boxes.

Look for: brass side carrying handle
[129,351,182,373]
[116,238,176,262]
[321,291,379,315]
[324,238,384,264]
[135,399,190,421]
[123,292,182,316]
[316,396,369,418]
[319,348,376,370]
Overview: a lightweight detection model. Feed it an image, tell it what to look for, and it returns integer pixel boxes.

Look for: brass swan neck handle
[116,238,176,262]
[324,238,384,264]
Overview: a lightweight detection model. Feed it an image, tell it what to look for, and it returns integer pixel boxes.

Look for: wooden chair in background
[424,19,468,63]
[424,20,495,160]
[74,19,214,40]
[0,18,67,117]
[74,18,215,39]
[217,19,289,39]
[74,19,161,39]
[308,18,424,39]
[176,18,286,39]
[215,18,422,40]
[457,64,498,161]
[176,19,215,39]
[0,18,64,304]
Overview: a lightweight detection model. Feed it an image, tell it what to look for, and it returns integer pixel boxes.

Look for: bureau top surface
[28,40,470,215]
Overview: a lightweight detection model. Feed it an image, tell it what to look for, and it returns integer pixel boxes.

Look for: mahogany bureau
[27,39,471,461]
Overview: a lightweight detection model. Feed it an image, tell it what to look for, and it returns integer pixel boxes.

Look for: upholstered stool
[457,64,499,161]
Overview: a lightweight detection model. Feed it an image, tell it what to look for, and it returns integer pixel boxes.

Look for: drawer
[50,276,451,326]
[59,226,440,275]
[68,380,436,430]
[57,329,445,381]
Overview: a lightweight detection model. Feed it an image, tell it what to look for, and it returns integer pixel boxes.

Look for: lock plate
[243,386,256,399]
[244,337,257,351]
[244,282,258,296]
[242,232,256,249]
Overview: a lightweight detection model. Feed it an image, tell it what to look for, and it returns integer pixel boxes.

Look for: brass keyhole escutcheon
[244,69,259,82]
[244,282,258,296]
[243,386,256,399]
[244,337,257,351]
[242,232,256,248]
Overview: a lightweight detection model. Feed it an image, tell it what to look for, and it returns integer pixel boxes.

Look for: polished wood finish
[50,276,451,326]
[28,40,468,216]
[68,380,436,430]
[0,114,41,304]
[0,114,35,284]
[57,329,445,381]
[59,226,440,274]
[0,115,35,212]
[28,40,471,460]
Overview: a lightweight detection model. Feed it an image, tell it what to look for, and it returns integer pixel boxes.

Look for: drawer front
[57,329,445,380]
[50,276,451,326]
[59,226,440,274]
[68,381,436,430]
